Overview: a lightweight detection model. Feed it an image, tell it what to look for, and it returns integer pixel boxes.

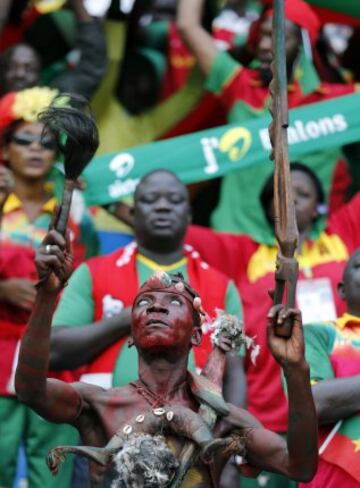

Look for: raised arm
[260,306,317,480]
[15,230,83,423]
[177,0,218,76]
[312,375,360,425]
[225,307,317,482]
[52,0,107,100]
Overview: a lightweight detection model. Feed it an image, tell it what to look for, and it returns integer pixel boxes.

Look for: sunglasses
[11,133,57,151]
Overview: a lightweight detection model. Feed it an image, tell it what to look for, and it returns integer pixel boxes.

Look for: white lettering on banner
[259,113,348,150]
[201,137,220,174]
[201,128,252,172]
[108,152,139,199]
[108,178,140,198]
[109,153,135,178]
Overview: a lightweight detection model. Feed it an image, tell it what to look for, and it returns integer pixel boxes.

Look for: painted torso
[73,381,230,487]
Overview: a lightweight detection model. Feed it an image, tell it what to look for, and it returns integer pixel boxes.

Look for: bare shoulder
[72,381,106,397]
[72,382,130,396]
[72,382,137,406]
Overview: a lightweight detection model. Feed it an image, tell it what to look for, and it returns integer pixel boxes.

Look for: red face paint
[132,291,195,353]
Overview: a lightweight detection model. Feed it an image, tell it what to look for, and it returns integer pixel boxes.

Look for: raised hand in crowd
[267,306,305,369]
[36,229,74,294]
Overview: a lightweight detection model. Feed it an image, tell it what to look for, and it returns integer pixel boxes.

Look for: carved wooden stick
[268,0,299,337]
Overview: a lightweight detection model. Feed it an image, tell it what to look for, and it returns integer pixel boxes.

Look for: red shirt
[186,194,360,431]
[205,51,357,124]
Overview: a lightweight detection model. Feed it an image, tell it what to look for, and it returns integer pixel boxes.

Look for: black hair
[134,169,185,199]
[137,168,182,186]
[343,247,360,282]
[170,272,199,298]
[260,161,325,225]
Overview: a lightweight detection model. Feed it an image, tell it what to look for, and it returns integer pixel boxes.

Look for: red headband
[133,271,199,310]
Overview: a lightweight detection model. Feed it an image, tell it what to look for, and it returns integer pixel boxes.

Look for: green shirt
[302,317,360,478]
[53,253,242,325]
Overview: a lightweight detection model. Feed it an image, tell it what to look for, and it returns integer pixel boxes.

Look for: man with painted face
[50,169,244,410]
[300,248,360,488]
[15,239,318,486]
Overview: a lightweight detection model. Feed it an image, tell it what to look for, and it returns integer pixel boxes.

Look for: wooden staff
[268,0,299,337]
[39,94,99,235]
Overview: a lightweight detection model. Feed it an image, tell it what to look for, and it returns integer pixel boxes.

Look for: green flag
[306,0,360,25]
[83,92,360,206]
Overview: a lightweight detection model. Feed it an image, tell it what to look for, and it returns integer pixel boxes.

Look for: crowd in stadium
[0,1,359,487]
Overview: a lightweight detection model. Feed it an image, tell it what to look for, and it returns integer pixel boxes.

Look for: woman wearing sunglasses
[0,86,99,488]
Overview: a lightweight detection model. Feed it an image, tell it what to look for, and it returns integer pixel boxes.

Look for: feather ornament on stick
[38,94,99,235]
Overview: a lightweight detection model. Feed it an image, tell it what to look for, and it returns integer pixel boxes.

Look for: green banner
[83,92,360,206]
